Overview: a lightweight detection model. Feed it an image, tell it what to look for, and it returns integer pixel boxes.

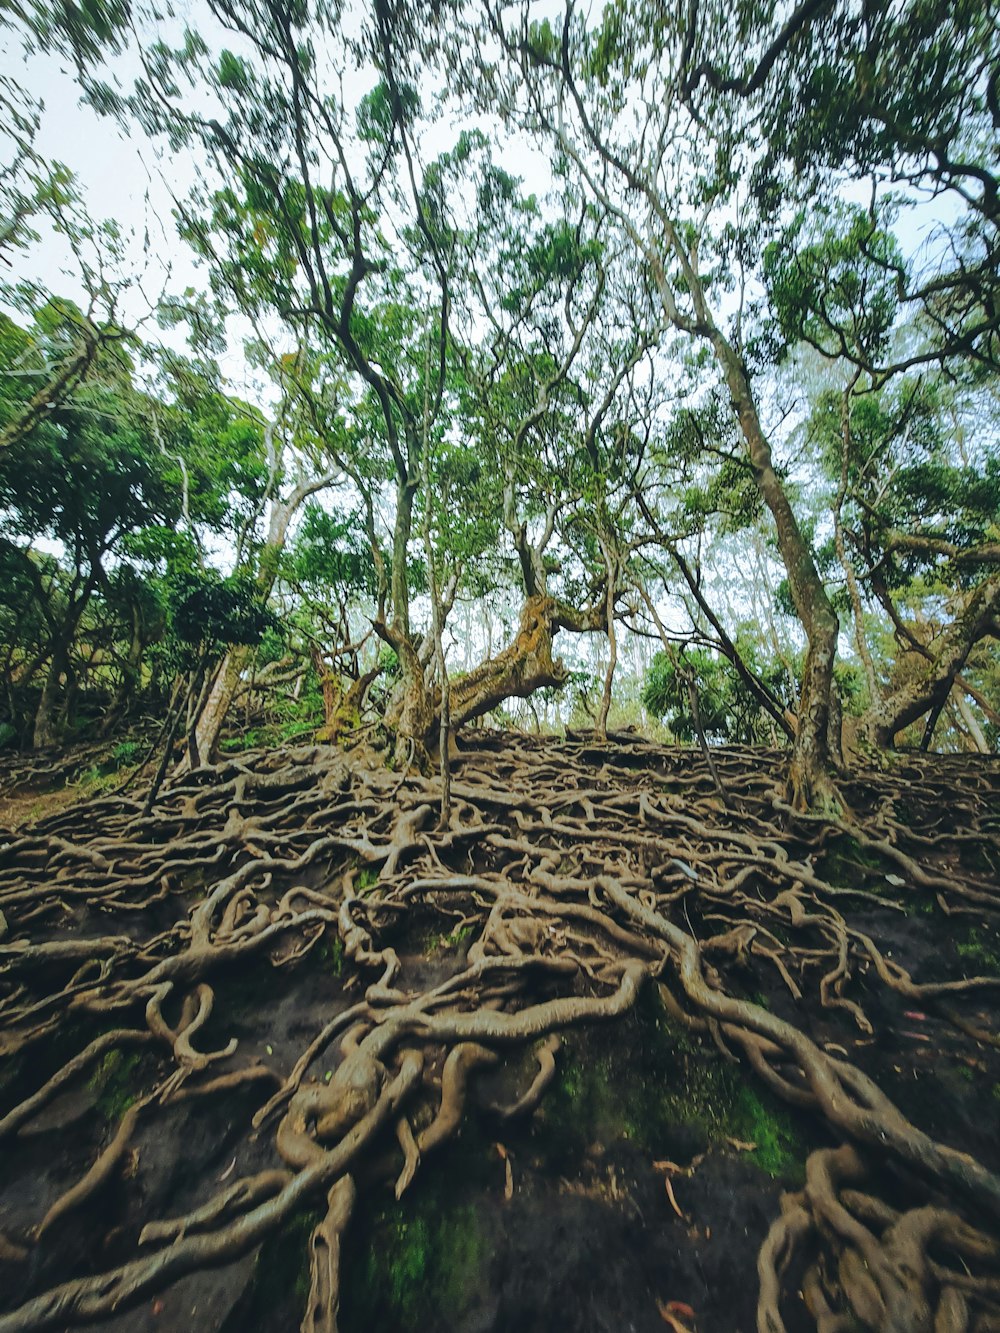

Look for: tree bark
[709,332,840,807]
[877,574,1000,748]
[32,637,69,750]
[423,595,592,739]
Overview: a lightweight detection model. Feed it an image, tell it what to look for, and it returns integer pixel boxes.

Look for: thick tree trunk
[424,595,576,739]
[381,627,433,768]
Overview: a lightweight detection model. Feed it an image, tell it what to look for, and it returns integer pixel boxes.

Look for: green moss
[219,1206,320,1331]
[360,1201,486,1321]
[956,927,1000,974]
[340,1151,491,1330]
[87,1047,143,1120]
[534,986,803,1180]
[728,1084,801,1177]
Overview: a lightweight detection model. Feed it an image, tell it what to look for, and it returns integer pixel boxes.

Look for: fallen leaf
[495,1143,513,1199]
[151,1298,165,1317]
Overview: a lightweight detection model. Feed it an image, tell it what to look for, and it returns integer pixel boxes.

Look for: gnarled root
[301,1175,356,1333]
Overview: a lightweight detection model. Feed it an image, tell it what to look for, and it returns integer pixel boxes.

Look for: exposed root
[0,734,997,1331]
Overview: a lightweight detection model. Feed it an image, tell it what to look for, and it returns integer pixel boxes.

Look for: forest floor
[0,731,998,1333]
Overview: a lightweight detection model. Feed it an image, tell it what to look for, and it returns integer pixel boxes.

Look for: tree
[0,304,177,746]
[457,2,845,804]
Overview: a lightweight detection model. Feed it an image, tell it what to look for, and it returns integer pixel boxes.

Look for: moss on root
[87,1047,144,1120]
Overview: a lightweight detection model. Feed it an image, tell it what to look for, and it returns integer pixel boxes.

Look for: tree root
[0,734,998,1331]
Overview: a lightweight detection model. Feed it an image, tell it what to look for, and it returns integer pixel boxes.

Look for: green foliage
[642,647,790,746]
[765,205,902,362]
[167,569,276,652]
[111,740,141,766]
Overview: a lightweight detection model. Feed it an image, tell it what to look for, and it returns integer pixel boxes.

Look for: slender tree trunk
[188,648,248,766]
[32,640,68,750]
[638,582,728,802]
[877,575,1000,747]
[710,335,840,806]
[956,691,991,753]
[595,556,617,742]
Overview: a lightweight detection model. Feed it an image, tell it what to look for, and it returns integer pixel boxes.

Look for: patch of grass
[111,740,141,767]
[219,718,319,754]
[318,937,344,976]
[431,924,474,952]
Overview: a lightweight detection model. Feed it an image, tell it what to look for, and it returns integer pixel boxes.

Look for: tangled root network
[1,731,999,1331]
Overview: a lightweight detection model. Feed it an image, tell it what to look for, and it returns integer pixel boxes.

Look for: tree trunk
[32,638,69,750]
[187,649,248,766]
[956,691,991,753]
[595,556,617,743]
[424,595,573,739]
[876,575,1000,748]
[710,334,840,808]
